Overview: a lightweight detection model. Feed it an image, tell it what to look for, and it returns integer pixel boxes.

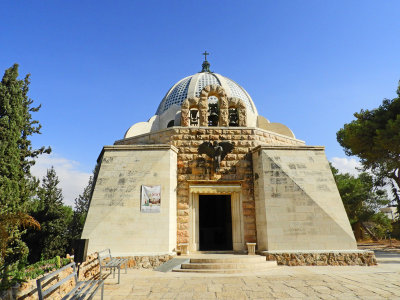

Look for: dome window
[229,108,239,127]
[190,109,199,126]
[167,120,175,128]
[208,103,219,126]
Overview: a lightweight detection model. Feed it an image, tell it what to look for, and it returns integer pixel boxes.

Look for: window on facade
[167,120,175,128]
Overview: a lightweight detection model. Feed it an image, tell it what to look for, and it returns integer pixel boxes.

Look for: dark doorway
[199,195,233,251]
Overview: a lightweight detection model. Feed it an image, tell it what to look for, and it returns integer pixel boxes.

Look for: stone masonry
[115,127,304,247]
[261,251,377,266]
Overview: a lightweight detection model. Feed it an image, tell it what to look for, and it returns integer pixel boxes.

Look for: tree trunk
[353,222,363,240]
[361,222,379,241]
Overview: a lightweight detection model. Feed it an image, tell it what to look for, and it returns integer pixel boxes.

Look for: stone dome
[155,71,258,115]
[124,58,298,139]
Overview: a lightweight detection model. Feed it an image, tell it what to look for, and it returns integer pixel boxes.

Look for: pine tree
[331,165,391,239]
[25,167,72,263]
[0,64,50,289]
[70,176,93,239]
[337,81,400,214]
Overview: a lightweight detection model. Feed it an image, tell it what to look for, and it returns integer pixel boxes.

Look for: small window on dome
[229,108,239,127]
[167,120,175,128]
[208,99,219,126]
[190,109,199,126]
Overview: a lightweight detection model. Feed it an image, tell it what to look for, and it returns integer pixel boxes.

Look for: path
[95,251,400,299]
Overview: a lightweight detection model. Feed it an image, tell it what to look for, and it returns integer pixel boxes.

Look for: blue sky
[1,1,399,205]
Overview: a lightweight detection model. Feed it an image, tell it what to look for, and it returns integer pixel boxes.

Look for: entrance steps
[172,254,278,273]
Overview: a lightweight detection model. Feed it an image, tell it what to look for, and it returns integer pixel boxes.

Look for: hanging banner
[141,185,161,213]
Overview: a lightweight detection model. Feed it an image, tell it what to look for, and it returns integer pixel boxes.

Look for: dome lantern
[201,51,211,73]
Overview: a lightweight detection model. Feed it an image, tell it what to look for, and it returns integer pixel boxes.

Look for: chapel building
[82,57,358,256]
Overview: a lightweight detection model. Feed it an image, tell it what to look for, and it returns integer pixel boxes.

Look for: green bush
[369,212,393,239]
[23,256,71,280]
[55,256,61,269]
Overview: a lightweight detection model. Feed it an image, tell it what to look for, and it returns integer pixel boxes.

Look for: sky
[1,1,399,206]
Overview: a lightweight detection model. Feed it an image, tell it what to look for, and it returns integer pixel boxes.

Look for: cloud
[330,157,362,176]
[31,154,91,207]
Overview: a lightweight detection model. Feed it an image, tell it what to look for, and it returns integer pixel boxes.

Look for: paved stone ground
[95,251,400,299]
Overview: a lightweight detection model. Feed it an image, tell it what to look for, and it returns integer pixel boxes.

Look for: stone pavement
[95,251,400,300]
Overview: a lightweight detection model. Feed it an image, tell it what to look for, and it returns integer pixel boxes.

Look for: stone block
[177,189,188,196]
[177,210,189,216]
[177,230,189,237]
[177,216,189,224]
[177,203,189,210]
[243,202,255,209]
[178,223,188,230]
[177,196,189,204]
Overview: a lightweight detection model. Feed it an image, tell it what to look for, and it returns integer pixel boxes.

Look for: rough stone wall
[262,251,377,266]
[117,254,174,269]
[115,127,305,247]
[79,253,100,281]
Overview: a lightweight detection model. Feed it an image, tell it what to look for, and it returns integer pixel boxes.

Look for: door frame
[188,184,245,252]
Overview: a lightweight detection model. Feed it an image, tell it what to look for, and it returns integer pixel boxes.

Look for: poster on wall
[141,185,161,213]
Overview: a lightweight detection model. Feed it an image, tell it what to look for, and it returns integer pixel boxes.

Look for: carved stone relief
[180,86,247,127]
[199,85,228,127]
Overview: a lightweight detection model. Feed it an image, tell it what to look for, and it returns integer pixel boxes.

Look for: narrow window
[229,108,239,126]
[190,109,199,126]
[208,96,219,126]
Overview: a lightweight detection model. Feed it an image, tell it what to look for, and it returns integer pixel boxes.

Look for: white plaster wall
[82,145,177,256]
[158,104,180,129]
[124,115,159,138]
[252,146,357,251]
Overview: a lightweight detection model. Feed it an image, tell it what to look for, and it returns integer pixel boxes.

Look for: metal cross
[202,51,209,61]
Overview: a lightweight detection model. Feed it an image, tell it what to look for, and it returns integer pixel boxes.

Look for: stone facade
[252,146,357,251]
[82,76,365,264]
[114,127,304,248]
[82,145,178,255]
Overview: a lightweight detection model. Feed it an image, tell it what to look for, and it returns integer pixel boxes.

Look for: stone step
[173,268,247,274]
[173,265,278,274]
[181,261,277,270]
[173,255,278,273]
[189,256,266,264]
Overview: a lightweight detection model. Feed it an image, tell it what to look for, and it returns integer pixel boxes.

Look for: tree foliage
[70,176,93,239]
[331,165,391,238]
[24,167,72,263]
[0,64,50,289]
[337,81,400,215]
[0,211,40,289]
[331,165,389,223]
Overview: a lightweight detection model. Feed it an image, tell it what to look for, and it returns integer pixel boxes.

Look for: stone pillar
[180,243,189,255]
[231,192,244,251]
[246,243,256,255]
[189,193,200,252]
